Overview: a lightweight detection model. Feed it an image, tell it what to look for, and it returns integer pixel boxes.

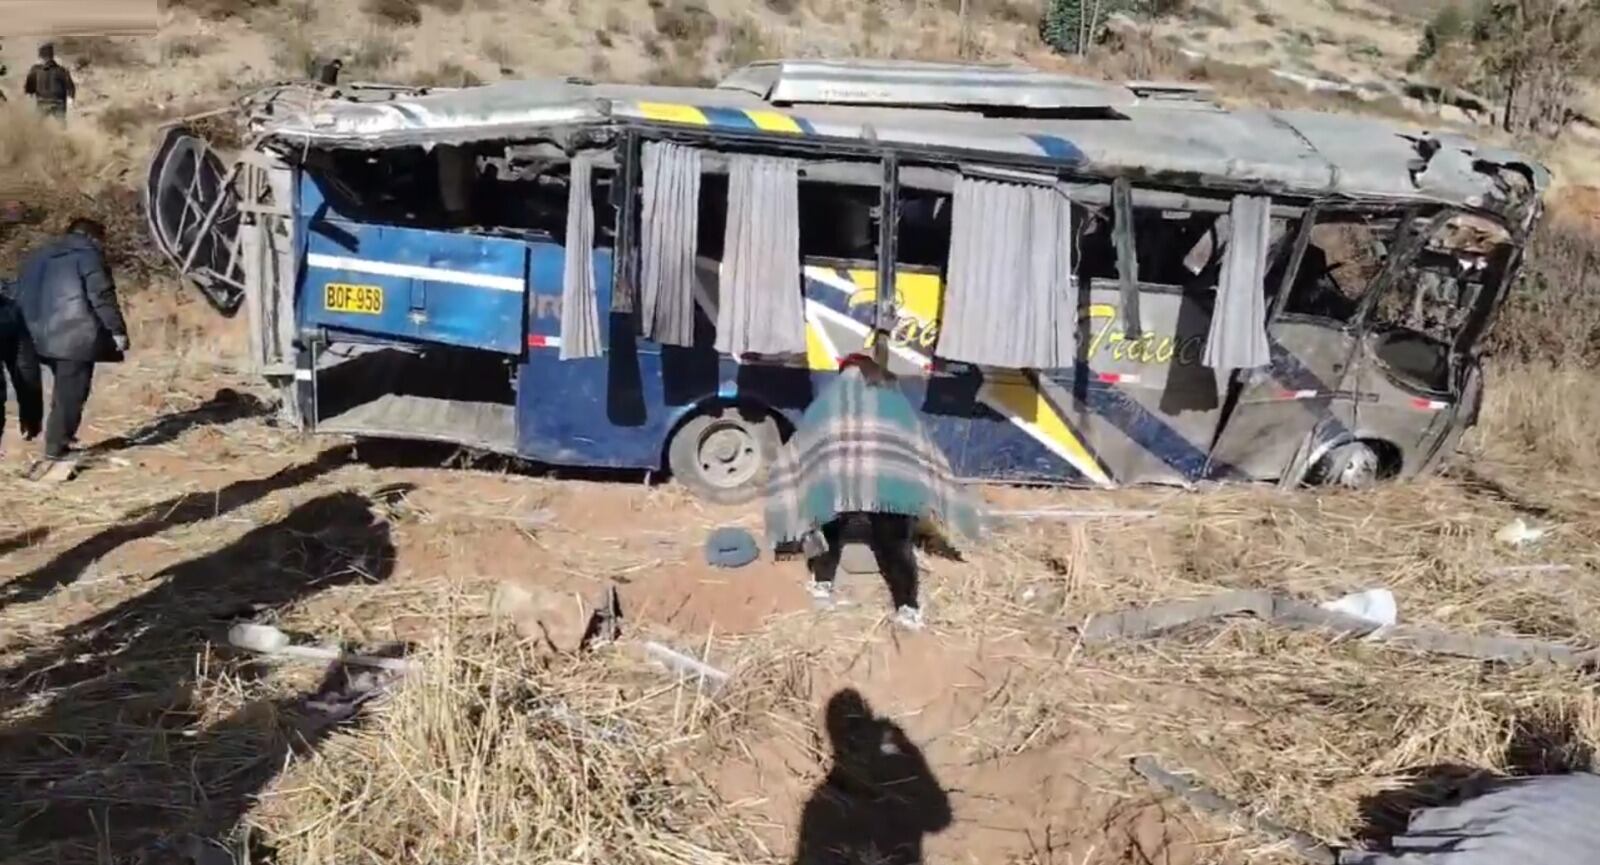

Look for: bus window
[1280,214,1401,322]
[1365,213,1513,391]
[1076,200,1293,297]
[897,190,953,269]
[799,182,879,263]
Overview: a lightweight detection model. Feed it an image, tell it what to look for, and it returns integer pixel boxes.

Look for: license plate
[324,283,384,315]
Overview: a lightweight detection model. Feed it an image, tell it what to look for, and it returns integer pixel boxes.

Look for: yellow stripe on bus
[979,378,1112,487]
[805,321,840,371]
[745,110,805,134]
[843,269,942,324]
[636,102,711,126]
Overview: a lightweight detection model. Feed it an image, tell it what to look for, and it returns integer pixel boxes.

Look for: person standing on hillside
[764,353,981,629]
[13,219,129,475]
[317,57,344,87]
[24,43,75,119]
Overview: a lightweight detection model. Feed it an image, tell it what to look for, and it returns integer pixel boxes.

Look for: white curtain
[639,142,702,347]
[937,177,1076,369]
[1203,195,1273,371]
[715,154,807,358]
[559,154,602,360]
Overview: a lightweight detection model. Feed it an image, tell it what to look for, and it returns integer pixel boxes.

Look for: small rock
[493,582,591,654]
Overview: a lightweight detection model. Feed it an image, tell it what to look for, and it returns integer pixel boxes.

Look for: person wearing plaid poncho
[764,354,981,627]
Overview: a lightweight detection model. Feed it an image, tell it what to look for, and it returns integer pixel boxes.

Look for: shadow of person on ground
[1353,711,1597,849]
[0,489,404,863]
[0,445,353,612]
[794,688,951,865]
[83,387,272,456]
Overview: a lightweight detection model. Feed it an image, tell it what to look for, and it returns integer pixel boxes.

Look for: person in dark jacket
[14,219,128,465]
[317,57,343,86]
[0,280,43,454]
[23,43,75,118]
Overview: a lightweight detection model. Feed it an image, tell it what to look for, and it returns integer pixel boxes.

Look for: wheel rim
[696,420,761,490]
[1338,447,1379,488]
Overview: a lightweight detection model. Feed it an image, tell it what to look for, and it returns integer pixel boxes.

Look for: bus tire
[1310,441,1380,490]
[667,405,782,505]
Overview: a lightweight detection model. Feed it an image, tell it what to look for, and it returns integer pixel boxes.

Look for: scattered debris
[641,640,729,695]
[1081,590,1598,668]
[1132,756,1337,865]
[580,583,624,649]
[492,581,593,654]
[537,700,633,744]
[304,663,408,726]
[704,525,760,568]
[1495,517,1549,547]
[1320,588,1398,627]
[1490,563,1576,577]
[988,507,1159,522]
[228,622,415,672]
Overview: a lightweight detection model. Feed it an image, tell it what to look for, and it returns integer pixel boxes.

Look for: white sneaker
[807,581,836,609]
[894,605,924,631]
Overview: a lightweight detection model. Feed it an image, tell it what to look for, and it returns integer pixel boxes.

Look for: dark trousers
[808,513,920,609]
[43,359,93,459]
[0,330,42,447]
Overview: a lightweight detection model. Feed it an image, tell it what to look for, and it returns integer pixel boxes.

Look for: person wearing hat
[24,43,76,119]
[764,352,980,629]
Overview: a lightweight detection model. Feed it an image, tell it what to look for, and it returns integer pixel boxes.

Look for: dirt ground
[0,291,1596,865]
[0,0,1596,858]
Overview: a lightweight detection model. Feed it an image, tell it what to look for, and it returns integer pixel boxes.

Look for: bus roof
[249,60,1548,219]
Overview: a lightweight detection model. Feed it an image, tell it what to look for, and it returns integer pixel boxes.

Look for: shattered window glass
[1371,213,1513,344]
[1281,213,1401,321]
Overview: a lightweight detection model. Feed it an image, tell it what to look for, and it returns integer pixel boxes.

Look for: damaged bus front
[144,61,1547,502]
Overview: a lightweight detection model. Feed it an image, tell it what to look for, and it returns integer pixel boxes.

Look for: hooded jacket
[15,233,127,363]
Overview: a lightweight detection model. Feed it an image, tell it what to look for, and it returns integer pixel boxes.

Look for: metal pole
[874,153,900,367]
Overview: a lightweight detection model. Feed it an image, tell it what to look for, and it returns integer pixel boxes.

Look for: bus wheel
[1310,442,1379,490]
[668,406,782,505]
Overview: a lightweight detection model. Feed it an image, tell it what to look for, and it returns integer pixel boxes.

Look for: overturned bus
[144,60,1548,502]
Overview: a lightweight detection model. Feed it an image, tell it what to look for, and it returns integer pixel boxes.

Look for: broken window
[306,142,618,241]
[1364,212,1514,391]
[1370,213,1513,344]
[1279,213,1400,322]
[1074,198,1292,297]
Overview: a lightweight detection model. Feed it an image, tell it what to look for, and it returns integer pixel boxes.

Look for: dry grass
[362,0,423,26]
[169,0,282,20]
[350,29,409,77]
[0,351,1596,865]
[654,0,718,45]
[409,60,486,88]
[54,35,149,70]
[250,627,751,863]
[1474,362,1600,476]
[1,0,1600,861]
[1487,220,1600,366]
[160,31,221,61]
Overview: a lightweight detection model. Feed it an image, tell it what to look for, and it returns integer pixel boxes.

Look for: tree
[1470,0,1600,135]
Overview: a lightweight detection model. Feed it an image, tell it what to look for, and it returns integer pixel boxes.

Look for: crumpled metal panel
[717,59,1138,111]
[243,68,1546,215]
[253,79,609,148]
